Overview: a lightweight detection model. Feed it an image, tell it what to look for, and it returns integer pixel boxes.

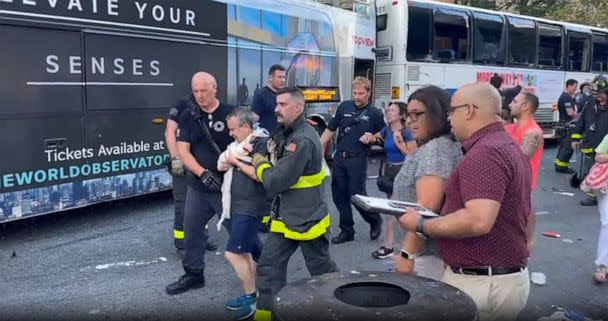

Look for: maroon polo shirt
[438,122,531,268]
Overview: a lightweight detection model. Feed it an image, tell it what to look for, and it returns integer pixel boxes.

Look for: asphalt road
[1,143,607,321]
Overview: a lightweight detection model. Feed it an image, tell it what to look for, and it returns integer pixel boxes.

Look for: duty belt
[337,151,369,158]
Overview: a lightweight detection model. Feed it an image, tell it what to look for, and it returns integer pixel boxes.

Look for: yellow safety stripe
[270,214,330,241]
[253,309,272,321]
[256,163,271,182]
[173,229,184,240]
[581,148,594,154]
[290,168,325,189]
[555,160,569,167]
[571,133,582,139]
[261,216,270,224]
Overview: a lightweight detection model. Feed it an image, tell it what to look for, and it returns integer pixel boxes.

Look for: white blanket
[216,128,268,231]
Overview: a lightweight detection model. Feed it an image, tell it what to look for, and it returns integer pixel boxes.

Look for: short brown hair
[352,76,371,92]
[523,93,539,113]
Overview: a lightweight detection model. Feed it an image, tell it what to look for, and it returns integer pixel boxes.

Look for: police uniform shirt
[328,100,385,154]
[230,137,270,218]
[177,102,235,191]
[251,86,278,133]
[558,92,576,121]
[168,95,195,125]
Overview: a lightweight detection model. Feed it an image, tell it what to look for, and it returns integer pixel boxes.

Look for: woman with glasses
[392,86,462,278]
[371,102,417,259]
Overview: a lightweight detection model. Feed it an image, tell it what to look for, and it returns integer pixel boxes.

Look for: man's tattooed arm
[521,130,543,160]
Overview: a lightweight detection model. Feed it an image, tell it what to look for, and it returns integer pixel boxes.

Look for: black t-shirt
[177,101,235,191]
[558,92,576,122]
[327,100,385,154]
[230,137,271,217]
[251,86,278,133]
[168,95,195,124]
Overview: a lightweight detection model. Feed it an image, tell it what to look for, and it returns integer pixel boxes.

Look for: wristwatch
[400,249,418,260]
[415,216,427,239]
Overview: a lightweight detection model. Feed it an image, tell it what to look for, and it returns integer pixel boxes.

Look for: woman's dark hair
[490,73,503,89]
[388,101,407,125]
[407,86,452,144]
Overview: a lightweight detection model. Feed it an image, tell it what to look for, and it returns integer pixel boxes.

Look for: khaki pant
[442,266,530,321]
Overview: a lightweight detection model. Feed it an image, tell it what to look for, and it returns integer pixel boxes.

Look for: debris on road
[531,272,546,285]
[542,232,561,238]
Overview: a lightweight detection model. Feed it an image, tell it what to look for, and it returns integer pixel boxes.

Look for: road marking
[536,211,552,216]
[80,257,167,272]
[553,191,575,197]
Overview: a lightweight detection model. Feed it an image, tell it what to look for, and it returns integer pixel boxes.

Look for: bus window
[568,32,591,72]
[538,24,563,69]
[377,14,388,32]
[472,12,505,65]
[592,33,608,72]
[507,17,537,67]
[406,6,432,61]
[433,9,470,63]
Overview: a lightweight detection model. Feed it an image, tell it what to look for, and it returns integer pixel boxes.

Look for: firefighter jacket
[571,102,608,155]
[254,115,329,240]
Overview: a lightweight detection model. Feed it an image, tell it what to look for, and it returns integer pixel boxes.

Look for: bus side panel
[83,34,228,178]
[0,26,85,192]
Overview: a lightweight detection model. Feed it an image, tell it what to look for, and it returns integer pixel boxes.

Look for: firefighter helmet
[591,74,608,94]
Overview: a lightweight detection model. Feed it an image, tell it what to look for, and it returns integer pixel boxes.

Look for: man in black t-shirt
[320,76,386,244]
[165,72,235,295]
[555,79,579,173]
[252,64,286,133]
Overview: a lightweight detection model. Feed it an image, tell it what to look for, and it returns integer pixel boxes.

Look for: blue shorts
[226,213,263,260]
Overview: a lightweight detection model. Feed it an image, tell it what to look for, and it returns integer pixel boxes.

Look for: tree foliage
[546,0,608,28]
[455,0,608,29]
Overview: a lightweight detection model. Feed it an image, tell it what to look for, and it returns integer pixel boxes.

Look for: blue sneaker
[234,302,256,320]
[226,293,257,311]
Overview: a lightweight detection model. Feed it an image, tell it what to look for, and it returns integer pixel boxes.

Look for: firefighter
[251,87,338,321]
[571,75,608,206]
[555,79,579,173]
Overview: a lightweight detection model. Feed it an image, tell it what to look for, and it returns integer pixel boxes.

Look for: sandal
[593,265,608,284]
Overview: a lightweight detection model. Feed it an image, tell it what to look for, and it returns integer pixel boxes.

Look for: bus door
[0,25,86,200]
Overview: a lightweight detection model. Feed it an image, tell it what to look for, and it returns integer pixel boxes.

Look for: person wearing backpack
[371,102,416,259]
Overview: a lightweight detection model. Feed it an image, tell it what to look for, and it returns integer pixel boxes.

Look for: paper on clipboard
[350,194,439,218]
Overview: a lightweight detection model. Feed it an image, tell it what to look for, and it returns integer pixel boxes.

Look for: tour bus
[0,0,375,222]
[374,0,608,138]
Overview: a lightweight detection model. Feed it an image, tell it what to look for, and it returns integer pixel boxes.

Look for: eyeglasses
[405,111,426,122]
[447,103,478,116]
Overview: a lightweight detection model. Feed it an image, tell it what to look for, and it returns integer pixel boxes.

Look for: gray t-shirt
[392,135,462,255]
[392,135,462,203]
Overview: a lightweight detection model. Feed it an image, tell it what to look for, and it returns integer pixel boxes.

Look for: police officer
[571,75,608,207]
[555,79,579,173]
[251,87,338,321]
[165,71,234,295]
[320,76,385,244]
[164,95,218,255]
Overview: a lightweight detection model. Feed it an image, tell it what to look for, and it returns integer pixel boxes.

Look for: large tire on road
[273,271,477,321]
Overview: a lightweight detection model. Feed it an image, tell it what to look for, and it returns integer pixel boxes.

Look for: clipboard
[350,194,439,218]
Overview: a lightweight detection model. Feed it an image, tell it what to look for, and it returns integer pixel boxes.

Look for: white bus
[0,0,374,222]
[374,0,608,138]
